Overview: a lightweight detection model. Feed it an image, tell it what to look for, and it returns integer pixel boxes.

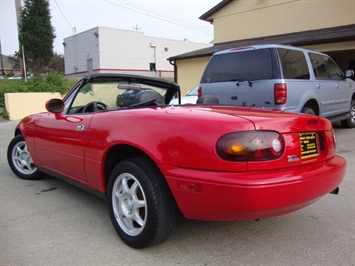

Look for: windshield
[63,74,179,114]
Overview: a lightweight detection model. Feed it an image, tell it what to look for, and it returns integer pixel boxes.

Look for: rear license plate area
[299,132,319,160]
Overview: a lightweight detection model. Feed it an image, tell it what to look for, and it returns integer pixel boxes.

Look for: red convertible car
[7,74,346,248]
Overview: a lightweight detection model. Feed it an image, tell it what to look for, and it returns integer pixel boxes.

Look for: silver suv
[199,44,355,128]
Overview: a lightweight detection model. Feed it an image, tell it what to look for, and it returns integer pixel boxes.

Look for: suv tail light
[274,83,287,105]
[216,131,285,161]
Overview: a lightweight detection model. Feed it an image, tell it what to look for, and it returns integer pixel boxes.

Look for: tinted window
[310,53,343,80]
[201,48,273,83]
[278,48,310,79]
[324,56,343,80]
[310,54,328,79]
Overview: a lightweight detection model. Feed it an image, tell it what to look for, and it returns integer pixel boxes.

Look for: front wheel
[340,100,355,128]
[7,134,43,180]
[107,158,176,249]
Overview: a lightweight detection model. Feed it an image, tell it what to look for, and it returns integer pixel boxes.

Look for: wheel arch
[302,99,320,115]
[103,144,173,194]
[104,145,146,185]
[14,128,22,137]
[103,144,181,216]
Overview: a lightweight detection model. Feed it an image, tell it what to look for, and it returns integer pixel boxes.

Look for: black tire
[340,100,355,128]
[107,158,176,249]
[7,134,43,180]
[301,107,316,115]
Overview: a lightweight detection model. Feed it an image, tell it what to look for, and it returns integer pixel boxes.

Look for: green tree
[19,0,55,74]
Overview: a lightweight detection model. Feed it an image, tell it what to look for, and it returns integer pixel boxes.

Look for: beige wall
[5,92,62,121]
[212,0,355,44]
[176,57,211,95]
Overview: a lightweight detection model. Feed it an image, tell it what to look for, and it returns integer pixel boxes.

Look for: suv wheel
[301,107,315,115]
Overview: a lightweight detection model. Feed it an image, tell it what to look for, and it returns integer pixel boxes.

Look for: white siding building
[63,27,212,78]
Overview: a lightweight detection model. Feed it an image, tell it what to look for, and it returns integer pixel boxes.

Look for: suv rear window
[278,48,310,79]
[201,48,274,83]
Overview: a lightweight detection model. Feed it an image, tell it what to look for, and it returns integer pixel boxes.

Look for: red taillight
[197,86,202,98]
[216,131,285,161]
[274,83,287,105]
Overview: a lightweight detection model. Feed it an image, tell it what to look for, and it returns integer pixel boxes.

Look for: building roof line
[199,0,233,22]
[168,24,355,61]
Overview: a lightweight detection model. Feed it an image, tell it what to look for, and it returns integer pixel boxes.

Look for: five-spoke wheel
[111,172,147,236]
[7,134,43,180]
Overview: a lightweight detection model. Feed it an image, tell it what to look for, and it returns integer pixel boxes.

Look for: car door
[33,79,105,182]
[323,55,350,114]
[35,112,93,181]
[309,53,349,116]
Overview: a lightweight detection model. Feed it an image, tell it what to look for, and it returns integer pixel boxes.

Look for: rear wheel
[107,158,176,248]
[301,107,316,115]
[340,100,355,128]
[7,134,43,180]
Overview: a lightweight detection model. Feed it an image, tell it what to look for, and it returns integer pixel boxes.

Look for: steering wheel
[82,101,109,113]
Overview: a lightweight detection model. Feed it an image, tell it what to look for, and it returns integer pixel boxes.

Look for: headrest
[131,91,165,107]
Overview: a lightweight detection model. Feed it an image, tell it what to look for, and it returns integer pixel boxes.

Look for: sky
[0,0,221,56]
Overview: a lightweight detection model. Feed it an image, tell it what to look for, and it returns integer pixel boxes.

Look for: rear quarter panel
[84,107,256,174]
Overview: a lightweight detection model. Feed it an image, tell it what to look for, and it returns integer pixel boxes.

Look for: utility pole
[0,38,5,75]
[133,24,141,31]
[15,0,26,80]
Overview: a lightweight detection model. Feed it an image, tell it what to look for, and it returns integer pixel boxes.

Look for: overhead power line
[53,0,76,33]
[105,0,212,36]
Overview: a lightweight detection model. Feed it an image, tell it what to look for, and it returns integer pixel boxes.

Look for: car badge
[288,155,300,162]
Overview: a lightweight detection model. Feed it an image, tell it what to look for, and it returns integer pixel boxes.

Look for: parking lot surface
[1,120,354,266]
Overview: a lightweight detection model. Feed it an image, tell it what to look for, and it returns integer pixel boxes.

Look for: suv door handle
[336,84,340,89]
[316,84,321,89]
[231,96,238,100]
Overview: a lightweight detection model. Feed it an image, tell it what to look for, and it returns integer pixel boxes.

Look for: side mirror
[46,98,64,113]
[345,69,354,79]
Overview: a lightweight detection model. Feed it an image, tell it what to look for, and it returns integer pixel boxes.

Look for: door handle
[231,96,238,100]
[336,84,340,89]
[316,84,321,89]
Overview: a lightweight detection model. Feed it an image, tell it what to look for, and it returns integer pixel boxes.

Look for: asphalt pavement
[0,120,354,266]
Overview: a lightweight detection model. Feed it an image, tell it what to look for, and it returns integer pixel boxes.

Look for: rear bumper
[162,156,346,221]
